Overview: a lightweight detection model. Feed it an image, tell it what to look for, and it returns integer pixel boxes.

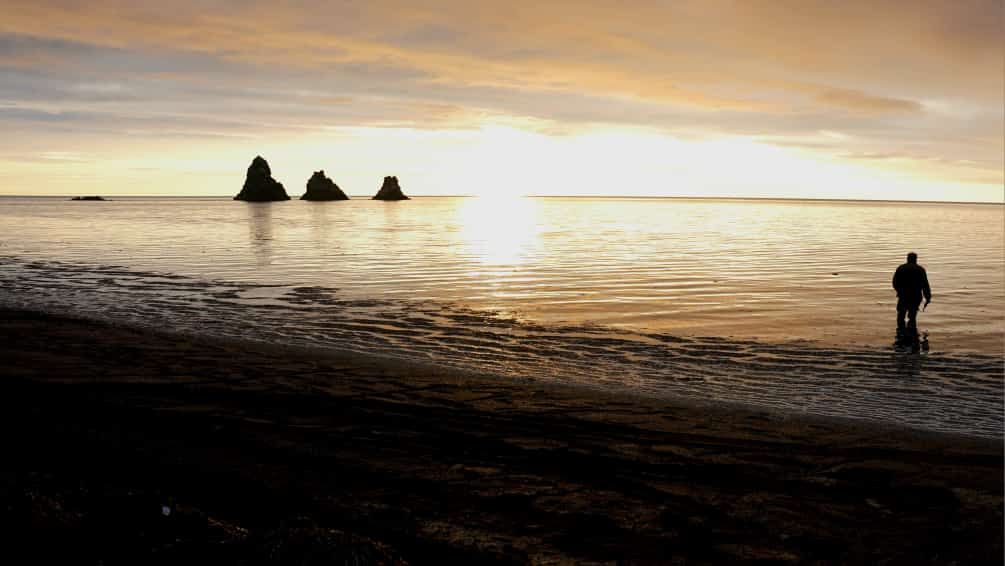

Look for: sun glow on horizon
[0,119,1000,203]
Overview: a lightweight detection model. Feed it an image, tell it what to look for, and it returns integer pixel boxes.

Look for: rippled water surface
[1,196,1002,437]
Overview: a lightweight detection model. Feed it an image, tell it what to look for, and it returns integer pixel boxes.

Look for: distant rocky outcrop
[372,176,409,201]
[301,171,349,201]
[70,196,106,201]
[234,156,290,202]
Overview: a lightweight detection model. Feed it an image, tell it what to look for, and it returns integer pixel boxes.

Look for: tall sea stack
[301,170,349,201]
[372,176,409,201]
[234,156,290,202]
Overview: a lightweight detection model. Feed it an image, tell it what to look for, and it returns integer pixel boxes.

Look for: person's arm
[922,268,932,304]
[892,267,901,292]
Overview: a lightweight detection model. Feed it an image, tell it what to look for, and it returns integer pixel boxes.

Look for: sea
[1,196,1002,438]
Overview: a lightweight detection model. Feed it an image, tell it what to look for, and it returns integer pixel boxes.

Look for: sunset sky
[0,1,1001,201]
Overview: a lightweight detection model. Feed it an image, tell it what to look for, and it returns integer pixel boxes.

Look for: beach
[4,1,1003,562]
[2,308,1001,564]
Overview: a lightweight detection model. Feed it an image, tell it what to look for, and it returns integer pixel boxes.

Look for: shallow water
[0,196,1002,437]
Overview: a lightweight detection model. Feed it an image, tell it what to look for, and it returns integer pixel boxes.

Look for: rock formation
[301,170,349,201]
[70,196,106,201]
[372,176,409,201]
[234,156,290,202]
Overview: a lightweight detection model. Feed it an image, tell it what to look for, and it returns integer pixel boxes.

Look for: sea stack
[301,170,349,201]
[372,176,409,201]
[234,156,290,202]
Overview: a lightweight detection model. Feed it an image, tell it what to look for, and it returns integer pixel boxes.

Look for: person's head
[907,252,918,264]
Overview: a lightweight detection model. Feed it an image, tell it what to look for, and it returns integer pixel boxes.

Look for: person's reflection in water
[247,203,274,267]
[893,349,923,377]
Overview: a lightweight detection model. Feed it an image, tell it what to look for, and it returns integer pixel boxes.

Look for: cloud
[814,88,922,114]
[2,2,998,109]
[0,0,999,193]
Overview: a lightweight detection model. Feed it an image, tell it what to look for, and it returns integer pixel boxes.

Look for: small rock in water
[301,170,349,201]
[372,176,409,200]
[234,156,291,202]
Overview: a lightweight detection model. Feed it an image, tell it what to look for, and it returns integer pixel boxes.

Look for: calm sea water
[1,196,1002,437]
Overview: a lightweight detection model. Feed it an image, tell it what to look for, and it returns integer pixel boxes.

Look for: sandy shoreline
[1,308,1001,563]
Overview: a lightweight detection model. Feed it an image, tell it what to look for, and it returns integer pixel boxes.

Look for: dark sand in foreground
[1,309,1001,564]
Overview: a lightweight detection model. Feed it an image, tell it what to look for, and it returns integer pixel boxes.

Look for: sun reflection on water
[456,196,541,267]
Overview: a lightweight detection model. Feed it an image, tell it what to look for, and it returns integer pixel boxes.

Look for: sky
[0,0,1002,201]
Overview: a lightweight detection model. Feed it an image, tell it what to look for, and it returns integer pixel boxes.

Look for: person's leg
[907,299,921,330]
[897,300,907,331]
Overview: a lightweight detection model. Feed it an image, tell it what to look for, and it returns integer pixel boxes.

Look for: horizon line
[0,194,1001,206]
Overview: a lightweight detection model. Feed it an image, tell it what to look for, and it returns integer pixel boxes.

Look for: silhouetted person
[892,252,931,334]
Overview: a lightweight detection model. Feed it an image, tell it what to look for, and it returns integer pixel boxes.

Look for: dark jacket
[893,262,932,302]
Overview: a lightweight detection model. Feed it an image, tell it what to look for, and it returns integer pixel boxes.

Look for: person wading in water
[892,252,932,348]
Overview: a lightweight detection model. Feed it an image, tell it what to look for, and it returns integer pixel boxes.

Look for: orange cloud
[0,0,1000,193]
[814,88,922,114]
[5,0,996,112]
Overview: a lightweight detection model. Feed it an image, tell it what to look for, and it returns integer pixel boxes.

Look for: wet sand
[1,308,1001,564]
